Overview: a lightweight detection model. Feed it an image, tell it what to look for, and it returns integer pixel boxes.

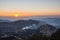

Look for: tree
[28,33,50,40]
[50,29,60,40]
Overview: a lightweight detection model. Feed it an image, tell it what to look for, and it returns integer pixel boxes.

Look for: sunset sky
[0,0,60,17]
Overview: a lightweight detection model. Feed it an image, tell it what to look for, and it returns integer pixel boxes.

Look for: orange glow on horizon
[13,14,19,17]
[0,12,60,17]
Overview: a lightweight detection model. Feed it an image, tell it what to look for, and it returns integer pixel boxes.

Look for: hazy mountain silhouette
[0,19,59,40]
[0,19,11,22]
[38,24,57,36]
[0,19,40,34]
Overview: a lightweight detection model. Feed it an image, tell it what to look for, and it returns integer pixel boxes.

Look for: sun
[14,14,19,17]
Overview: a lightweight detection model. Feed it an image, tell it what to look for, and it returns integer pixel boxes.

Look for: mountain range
[0,19,57,39]
[0,17,60,40]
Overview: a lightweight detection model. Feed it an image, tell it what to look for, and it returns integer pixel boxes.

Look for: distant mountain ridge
[0,17,60,40]
[0,19,11,22]
[38,24,57,36]
[0,19,58,40]
[0,19,40,34]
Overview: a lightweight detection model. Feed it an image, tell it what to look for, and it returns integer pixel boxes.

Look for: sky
[0,0,60,17]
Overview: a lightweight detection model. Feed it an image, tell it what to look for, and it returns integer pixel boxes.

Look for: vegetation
[0,29,60,40]
[27,29,60,40]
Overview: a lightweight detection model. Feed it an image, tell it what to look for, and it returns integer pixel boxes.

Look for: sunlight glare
[14,14,19,17]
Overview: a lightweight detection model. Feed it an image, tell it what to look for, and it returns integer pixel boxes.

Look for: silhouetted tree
[0,36,18,40]
[50,29,60,40]
[28,33,50,40]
